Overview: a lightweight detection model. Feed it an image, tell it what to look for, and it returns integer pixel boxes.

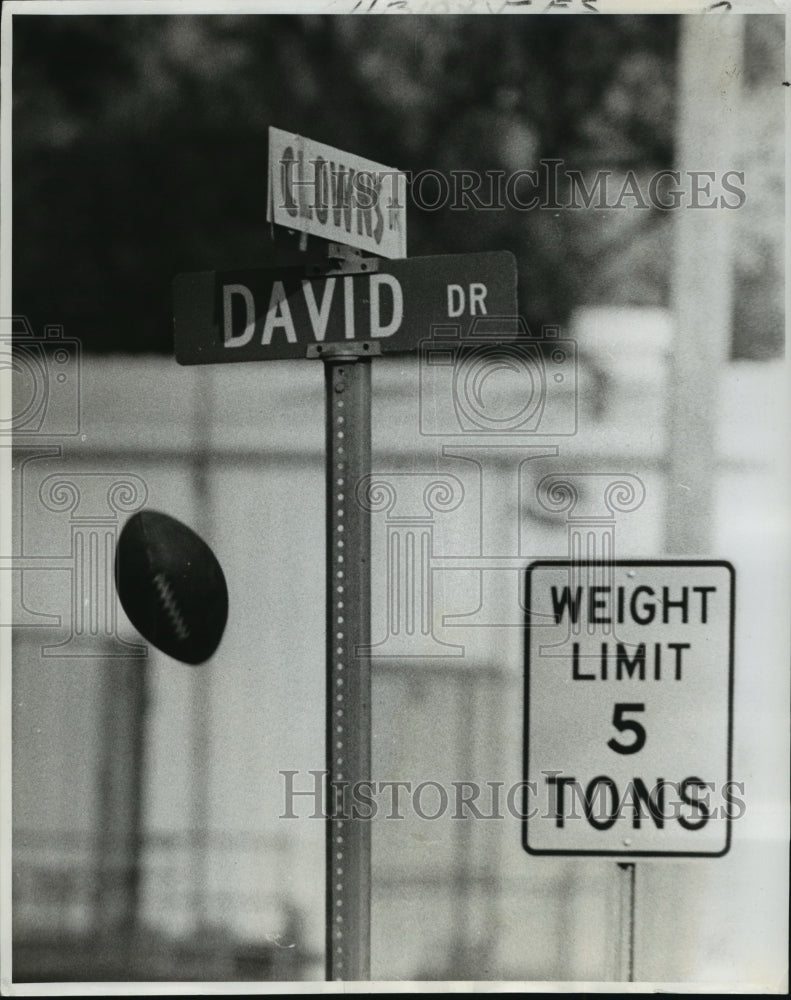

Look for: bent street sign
[267,127,407,259]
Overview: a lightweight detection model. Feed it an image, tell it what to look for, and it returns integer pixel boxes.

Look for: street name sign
[524,560,735,857]
[174,123,520,981]
[267,127,407,259]
[174,251,517,364]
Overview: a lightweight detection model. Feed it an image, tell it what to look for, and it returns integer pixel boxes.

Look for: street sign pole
[176,134,517,977]
[323,347,372,982]
[616,861,636,982]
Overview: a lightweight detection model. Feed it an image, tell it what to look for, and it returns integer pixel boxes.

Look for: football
[115,509,228,665]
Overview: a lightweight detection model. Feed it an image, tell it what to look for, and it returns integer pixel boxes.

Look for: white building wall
[10,311,788,985]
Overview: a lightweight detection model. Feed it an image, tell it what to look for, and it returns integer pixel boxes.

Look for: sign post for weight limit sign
[524,559,735,980]
[174,128,518,981]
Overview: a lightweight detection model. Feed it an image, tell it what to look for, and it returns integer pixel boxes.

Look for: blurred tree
[11,13,783,357]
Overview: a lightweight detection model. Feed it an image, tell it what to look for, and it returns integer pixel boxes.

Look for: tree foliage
[11,14,782,357]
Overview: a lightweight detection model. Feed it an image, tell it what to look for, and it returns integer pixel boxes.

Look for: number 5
[607,703,646,754]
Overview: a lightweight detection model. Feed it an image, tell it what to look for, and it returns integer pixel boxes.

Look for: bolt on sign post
[524,560,735,980]
[174,130,518,982]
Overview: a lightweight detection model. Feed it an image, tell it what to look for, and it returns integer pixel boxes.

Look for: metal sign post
[616,861,636,982]
[323,347,372,981]
[175,131,518,978]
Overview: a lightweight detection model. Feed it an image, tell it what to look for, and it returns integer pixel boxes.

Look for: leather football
[115,509,228,665]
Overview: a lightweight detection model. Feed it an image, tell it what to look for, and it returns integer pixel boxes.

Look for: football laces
[153,572,191,642]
